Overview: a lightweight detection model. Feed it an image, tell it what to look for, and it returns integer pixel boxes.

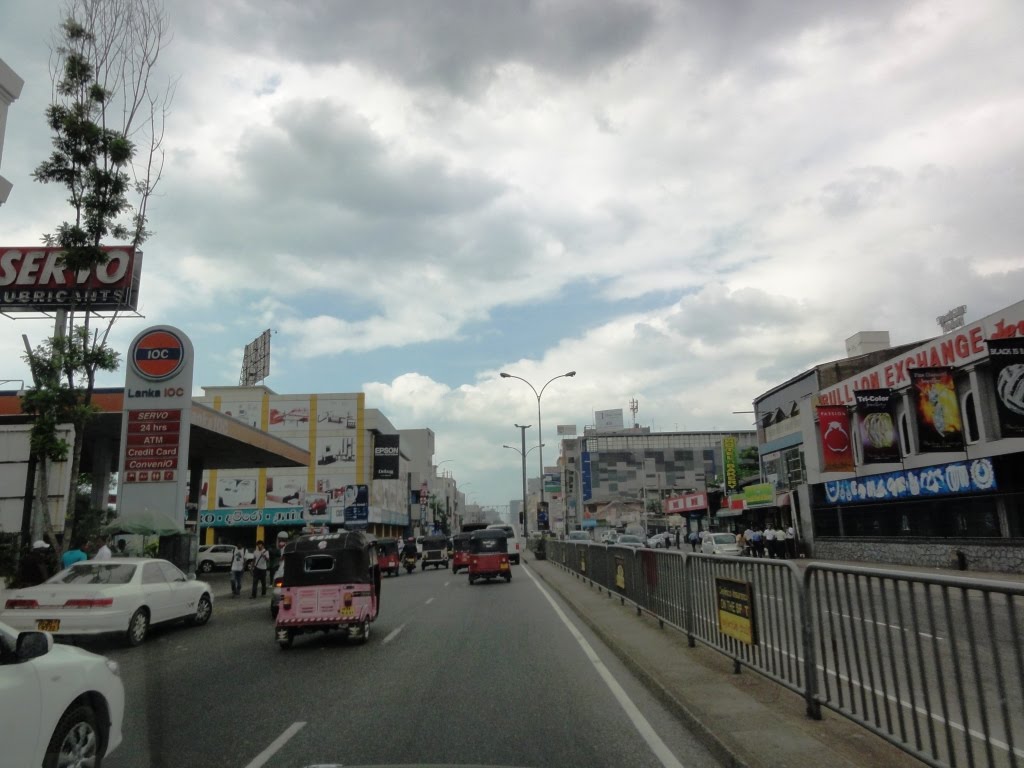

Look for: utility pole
[516,423,531,537]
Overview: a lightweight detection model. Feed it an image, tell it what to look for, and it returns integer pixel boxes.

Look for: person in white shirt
[743,528,754,557]
[93,536,112,561]
[785,525,796,559]
[764,525,777,558]
[230,546,246,597]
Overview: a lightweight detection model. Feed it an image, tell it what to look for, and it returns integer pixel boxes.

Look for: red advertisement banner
[817,405,855,472]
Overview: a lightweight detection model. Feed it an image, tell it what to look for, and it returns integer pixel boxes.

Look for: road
[79,562,724,768]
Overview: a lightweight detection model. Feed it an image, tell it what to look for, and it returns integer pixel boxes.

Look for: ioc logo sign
[132,329,185,381]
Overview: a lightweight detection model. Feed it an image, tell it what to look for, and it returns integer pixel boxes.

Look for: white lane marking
[522,565,685,768]
[383,624,406,645]
[425,597,435,605]
[244,721,305,768]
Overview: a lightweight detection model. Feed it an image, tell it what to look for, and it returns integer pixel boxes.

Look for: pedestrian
[93,535,112,561]
[750,528,764,558]
[62,539,88,569]
[743,526,754,557]
[786,525,796,559]
[675,528,681,549]
[19,540,54,587]
[115,539,128,556]
[229,545,245,597]
[688,529,699,552]
[251,540,270,598]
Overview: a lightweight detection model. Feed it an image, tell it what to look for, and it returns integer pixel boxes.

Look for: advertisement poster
[373,434,400,479]
[722,436,739,494]
[987,339,1024,437]
[910,368,963,452]
[325,485,369,525]
[854,389,900,464]
[816,405,855,472]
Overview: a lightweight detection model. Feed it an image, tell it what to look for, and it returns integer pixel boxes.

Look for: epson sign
[372,435,400,479]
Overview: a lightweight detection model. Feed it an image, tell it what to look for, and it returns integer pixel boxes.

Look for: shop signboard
[0,246,142,311]
[372,433,400,479]
[910,368,963,452]
[822,457,996,504]
[722,436,738,494]
[743,483,774,507]
[987,339,1024,437]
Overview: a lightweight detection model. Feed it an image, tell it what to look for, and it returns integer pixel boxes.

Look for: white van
[486,524,523,564]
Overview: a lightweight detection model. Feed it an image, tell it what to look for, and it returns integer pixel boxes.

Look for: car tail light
[273,578,284,588]
[343,591,353,608]
[5,599,38,609]
[283,595,292,609]
[471,557,477,566]
[63,598,114,608]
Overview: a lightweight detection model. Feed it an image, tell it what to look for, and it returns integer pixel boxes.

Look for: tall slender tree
[23,0,173,552]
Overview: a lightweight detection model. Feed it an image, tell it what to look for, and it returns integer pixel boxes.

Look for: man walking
[251,540,270,598]
[230,546,245,597]
[93,536,112,561]
[785,525,796,559]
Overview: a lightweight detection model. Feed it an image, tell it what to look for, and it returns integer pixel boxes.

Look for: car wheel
[43,703,101,768]
[126,607,149,646]
[188,594,212,626]
[199,559,214,573]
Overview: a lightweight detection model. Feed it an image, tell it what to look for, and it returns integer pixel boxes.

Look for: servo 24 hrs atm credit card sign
[116,326,194,532]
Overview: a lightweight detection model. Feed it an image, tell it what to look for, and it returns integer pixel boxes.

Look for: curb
[530,560,749,768]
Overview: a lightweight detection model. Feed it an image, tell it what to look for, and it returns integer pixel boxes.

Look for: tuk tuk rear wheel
[357,619,370,645]
[468,575,476,585]
[277,629,294,649]
[504,573,512,583]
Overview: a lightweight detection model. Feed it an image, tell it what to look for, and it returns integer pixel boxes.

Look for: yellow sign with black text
[715,577,757,645]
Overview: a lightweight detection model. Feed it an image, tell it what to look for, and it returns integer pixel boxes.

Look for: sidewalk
[526,555,926,768]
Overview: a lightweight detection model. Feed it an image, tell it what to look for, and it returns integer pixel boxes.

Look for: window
[962,390,980,444]
[142,563,167,584]
[159,562,187,583]
[304,555,335,573]
[52,563,137,585]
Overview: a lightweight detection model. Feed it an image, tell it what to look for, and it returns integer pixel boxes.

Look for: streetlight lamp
[499,370,576,531]
[503,438,545,537]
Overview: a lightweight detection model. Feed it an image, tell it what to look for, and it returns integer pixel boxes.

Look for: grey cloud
[820,166,903,217]
[174,0,656,94]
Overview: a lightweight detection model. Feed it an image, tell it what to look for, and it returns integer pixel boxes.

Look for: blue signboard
[822,458,996,505]
[582,451,592,501]
[199,507,304,527]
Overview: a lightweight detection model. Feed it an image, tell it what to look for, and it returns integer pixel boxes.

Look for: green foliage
[429,497,451,535]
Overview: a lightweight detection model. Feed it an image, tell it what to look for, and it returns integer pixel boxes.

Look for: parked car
[567,530,591,542]
[599,531,618,544]
[614,534,646,549]
[2,559,214,646]
[197,544,253,573]
[486,523,523,564]
[701,532,743,556]
[0,618,124,766]
[647,532,674,548]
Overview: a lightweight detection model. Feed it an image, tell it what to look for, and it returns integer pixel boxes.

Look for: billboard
[372,434,400,479]
[987,339,1024,437]
[854,389,900,464]
[543,472,561,494]
[556,424,577,436]
[816,405,855,472]
[910,368,963,452]
[0,246,142,311]
[595,409,624,429]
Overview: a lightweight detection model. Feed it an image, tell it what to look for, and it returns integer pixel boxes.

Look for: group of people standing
[16,534,123,588]
[740,524,795,559]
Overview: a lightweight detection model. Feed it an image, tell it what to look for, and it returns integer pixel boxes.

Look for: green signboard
[744,482,774,507]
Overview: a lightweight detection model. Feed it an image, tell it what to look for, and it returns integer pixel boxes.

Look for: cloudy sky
[2,0,1023,510]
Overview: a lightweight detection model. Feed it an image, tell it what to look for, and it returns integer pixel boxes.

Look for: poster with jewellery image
[854,389,901,463]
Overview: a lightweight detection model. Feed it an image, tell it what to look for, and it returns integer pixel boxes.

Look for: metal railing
[545,540,1024,768]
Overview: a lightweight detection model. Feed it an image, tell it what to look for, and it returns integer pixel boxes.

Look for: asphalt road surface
[78,562,725,768]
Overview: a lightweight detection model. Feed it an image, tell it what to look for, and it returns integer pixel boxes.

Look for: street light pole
[500,370,576,531]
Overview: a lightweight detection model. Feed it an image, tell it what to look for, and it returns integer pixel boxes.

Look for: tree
[23,0,173,552]
[429,497,451,535]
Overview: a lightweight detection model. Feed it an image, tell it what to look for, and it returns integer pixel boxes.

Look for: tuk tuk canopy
[452,532,473,552]
[282,531,378,586]
[469,529,508,554]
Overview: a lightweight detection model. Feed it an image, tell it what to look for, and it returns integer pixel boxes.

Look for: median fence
[547,540,1024,768]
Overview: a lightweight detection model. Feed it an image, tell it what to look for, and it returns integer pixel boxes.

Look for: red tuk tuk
[274,531,381,649]
[467,529,511,584]
[450,532,472,574]
[376,538,401,577]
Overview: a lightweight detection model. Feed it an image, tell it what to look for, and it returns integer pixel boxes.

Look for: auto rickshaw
[420,534,449,570]
[274,530,381,649]
[450,532,473,574]
[467,529,511,584]
[375,538,401,577]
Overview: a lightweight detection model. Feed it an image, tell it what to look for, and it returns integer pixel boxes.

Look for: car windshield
[713,534,738,545]
[48,563,137,585]
[619,536,643,544]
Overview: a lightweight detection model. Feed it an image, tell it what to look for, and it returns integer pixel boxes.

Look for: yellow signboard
[614,556,625,590]
[715,577,757,645]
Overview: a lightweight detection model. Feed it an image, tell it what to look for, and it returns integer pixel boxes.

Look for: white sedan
[2,558,214,646]
[701,532,743,556]
[0,618,124,766]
